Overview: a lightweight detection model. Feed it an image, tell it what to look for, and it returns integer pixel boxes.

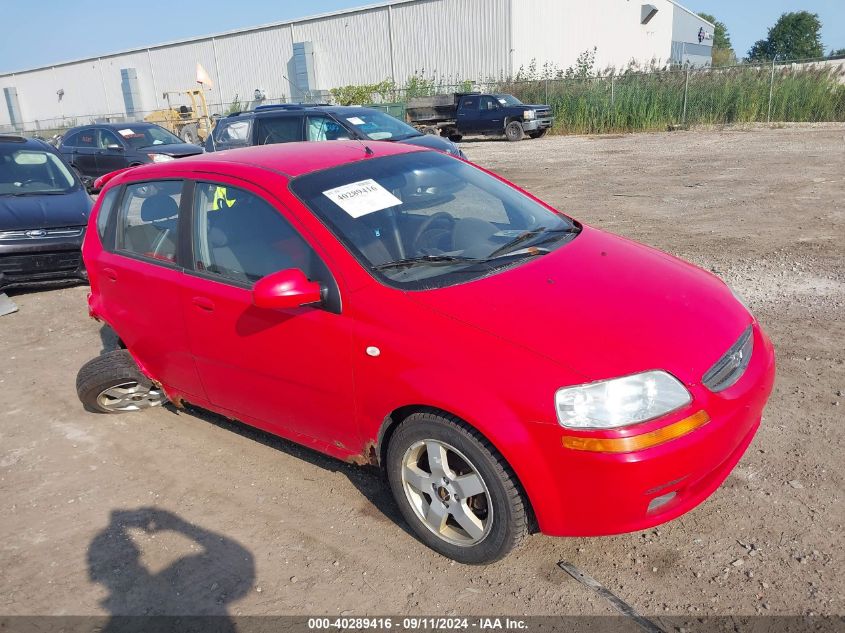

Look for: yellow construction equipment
[144,89,212,145]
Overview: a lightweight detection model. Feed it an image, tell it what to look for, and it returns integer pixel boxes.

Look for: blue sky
[0,0,843,73]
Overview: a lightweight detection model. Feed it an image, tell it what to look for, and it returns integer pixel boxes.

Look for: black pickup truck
[406,92,553,142]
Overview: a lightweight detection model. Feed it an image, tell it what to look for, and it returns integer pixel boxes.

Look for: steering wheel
[411,212,456,254]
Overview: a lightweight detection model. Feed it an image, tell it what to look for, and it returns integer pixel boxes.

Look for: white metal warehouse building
[0,0,713,132]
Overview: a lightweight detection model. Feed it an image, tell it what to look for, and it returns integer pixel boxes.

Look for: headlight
[524,110,536,120]
[147,153,175,163]
[555,370,691,430]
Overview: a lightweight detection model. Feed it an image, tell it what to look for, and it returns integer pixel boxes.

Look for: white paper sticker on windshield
[117,128,134,136]
[323,179,401,218]
[346,117,366,125]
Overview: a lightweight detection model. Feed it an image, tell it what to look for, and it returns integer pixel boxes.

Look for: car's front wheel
[76,350,167,414]
[386,411,529,564]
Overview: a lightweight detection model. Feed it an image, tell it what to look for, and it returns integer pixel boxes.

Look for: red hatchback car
[77,141,775,564]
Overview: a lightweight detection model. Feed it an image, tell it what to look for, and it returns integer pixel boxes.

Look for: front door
[96,129,128,176]
[476,96,504,133]
[180,178,358,450]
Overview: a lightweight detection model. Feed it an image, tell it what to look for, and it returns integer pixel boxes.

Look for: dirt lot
[1,127,843,623]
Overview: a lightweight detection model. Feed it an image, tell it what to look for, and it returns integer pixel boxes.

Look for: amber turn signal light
[562,410,711,453]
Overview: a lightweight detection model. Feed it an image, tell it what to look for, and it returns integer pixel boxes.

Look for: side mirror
[252,269,323,310]
[105,144,123,151]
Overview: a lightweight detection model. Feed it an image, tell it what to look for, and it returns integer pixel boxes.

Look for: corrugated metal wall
[0,0,707,130]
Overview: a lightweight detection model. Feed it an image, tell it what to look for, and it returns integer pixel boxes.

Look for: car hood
[406,226,750,385]
[397,134,460,156]
[0,188,92,230]
[142,143,204,157]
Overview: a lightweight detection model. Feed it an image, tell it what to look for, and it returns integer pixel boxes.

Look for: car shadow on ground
[88,507,253,632]
[95,323,412,539]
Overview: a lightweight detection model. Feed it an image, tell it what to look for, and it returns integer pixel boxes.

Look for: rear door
[73,128,99,176]
[456,96,481,133]
[253,114,304,146]
[180,176,358,449]
[95,178,205,399]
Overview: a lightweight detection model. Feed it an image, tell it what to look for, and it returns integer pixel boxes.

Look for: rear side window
[96,187,121,240]
[117,181,182,264]
[255,116,302,145]
[460,98,477,110]
[76,131,96,148]
[192,182,320,286]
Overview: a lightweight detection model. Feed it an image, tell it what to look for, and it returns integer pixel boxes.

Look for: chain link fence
[5,57,845,140]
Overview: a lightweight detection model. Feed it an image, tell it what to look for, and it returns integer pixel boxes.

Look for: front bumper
[532,324,776,537]
[0,233,87,290]
[522,117,554,132]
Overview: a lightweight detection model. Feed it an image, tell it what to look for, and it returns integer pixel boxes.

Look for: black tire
[386,411,529,564]
[421,126,439,136]
[529,128,549,139]
[505,121,525,142]
[76,350,166,414]
[181,124,198,144]
[448,134,463,142]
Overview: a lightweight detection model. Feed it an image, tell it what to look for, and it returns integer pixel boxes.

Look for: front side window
[117,181,182,263]
[255,116,302,145]
[98,130,123,149]
[306,116,352,142]
[192,182,320,286]
[480,96,498,110]
[290,151,579,290]
[0,147,77,196]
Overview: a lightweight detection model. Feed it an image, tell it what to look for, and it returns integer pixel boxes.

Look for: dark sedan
[58,122,203,186]
[0,135,93,290]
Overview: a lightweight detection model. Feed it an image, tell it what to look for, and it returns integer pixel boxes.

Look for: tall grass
[494,62,845,134]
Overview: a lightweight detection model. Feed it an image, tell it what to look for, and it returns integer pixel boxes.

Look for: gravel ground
[0,126,842,623]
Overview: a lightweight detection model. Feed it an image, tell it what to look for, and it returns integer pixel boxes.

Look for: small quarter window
[117,181,182,264]
[96,186,121,240]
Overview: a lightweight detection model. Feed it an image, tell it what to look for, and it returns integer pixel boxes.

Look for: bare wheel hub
[96,381,165,412]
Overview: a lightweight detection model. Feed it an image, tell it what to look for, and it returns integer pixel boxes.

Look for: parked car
[76,141,775,564]
[205,104,464,158]
[406,92,554,141]
[0,135,92,290]
[57,122,203,187]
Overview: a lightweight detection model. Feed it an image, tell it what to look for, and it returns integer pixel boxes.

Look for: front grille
[0,226,85,241]
[702,326,754,392]
[0,251,82,275]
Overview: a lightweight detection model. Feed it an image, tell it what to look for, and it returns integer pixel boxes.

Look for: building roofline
[667,0,715,28]
[0,0,426,77]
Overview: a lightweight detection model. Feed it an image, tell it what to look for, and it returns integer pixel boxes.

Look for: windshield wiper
[5,190,68,197]
[487,226,578,259]
[372,254,488,271]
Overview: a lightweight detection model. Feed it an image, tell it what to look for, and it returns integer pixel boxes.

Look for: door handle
[102,267,117,281]
[192,296,215,311]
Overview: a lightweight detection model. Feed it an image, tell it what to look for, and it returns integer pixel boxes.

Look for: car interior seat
[124,193,179,261]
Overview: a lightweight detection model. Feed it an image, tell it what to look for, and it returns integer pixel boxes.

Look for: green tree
[698,12,735,66]
[747,11,825,61]
[830,48,845,58]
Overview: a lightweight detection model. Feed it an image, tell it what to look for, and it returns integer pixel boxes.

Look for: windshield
[116,125,182,149]
[290,152,579,290]
[341,110,421,141]
[495,94,524,106]
[0,147,77,196]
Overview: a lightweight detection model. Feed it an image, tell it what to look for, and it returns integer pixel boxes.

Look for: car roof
[225,104,383,119]
[0,134,54,151]
[115,140,427,182]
